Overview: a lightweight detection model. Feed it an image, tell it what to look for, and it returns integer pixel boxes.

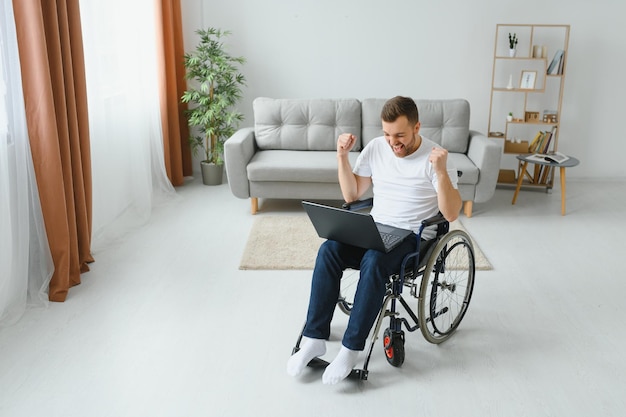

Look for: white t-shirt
[353,136,458,240]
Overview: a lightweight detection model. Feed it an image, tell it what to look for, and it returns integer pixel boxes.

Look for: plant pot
[200,161,223,185]
[507,115,513,122]
[509,49,516,58]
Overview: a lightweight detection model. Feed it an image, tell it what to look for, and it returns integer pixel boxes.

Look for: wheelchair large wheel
[418,229,475,344]
[338,269,359,315]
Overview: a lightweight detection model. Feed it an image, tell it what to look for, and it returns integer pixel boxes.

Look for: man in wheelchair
[287,96,462,384]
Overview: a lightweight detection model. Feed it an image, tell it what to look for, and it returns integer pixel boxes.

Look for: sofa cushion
[253,98,362,151]
[361,98,387,146]
[247,150,360,183]
[417,99,470,153]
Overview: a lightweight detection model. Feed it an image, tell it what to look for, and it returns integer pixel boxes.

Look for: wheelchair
[292,198,476,380]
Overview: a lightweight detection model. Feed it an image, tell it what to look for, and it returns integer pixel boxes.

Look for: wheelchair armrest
[418,212,450,239]
[421,212,447,227]
[342,198,374,211]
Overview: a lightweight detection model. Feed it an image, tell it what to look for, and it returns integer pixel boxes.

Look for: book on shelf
[540,126,557,154]
[529,131,544,153]
[541,131,552,154]
[531,126,558,183]
[528,125,557,154]
[539,163,552,184]
[533,131,548,153]
[547,49,564,75]
[557,54,564,74]
[535,129,552,182]
[543,125,558,153]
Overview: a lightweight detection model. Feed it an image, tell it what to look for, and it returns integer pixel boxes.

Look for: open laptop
[302,201,413,253]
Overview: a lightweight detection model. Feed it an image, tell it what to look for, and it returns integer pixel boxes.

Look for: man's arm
[430,147,462,221]
[337,133,372,203]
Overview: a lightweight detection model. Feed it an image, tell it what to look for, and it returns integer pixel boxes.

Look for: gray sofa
[224,97,501,217]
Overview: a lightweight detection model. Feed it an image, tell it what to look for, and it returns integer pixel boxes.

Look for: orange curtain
[156,0,192,186]
[12,0,93,302]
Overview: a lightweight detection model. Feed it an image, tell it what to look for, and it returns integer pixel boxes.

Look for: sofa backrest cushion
[253,98,362,151]
[360,98,470,153]
[361,98,387,147]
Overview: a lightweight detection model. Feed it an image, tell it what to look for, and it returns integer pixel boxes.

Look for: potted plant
[507,112,514,122]
[181,28,246,185]
[508,33,518,57]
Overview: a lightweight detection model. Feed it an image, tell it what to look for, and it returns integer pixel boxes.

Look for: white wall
[180,0,626,179]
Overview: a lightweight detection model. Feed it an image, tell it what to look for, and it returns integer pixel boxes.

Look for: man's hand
[429,147,449,173]
[429,147,461,221]
[337,133,357,157]
[336,133,370,202]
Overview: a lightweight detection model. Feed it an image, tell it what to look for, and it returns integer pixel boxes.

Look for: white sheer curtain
[79,0,178,252]
[0,0,54,326]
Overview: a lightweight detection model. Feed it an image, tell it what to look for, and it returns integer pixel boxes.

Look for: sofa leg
[251,197,258,215]
[463,201,473,218]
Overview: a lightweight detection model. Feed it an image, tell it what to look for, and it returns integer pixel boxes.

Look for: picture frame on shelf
[520,70,537,89]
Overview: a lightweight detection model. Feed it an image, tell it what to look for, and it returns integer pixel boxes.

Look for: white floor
[1,177,625,417]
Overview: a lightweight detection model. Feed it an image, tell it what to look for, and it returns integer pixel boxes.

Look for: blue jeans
[302,236,418,351]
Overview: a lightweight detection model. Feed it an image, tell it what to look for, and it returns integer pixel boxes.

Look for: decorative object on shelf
[533,45,542,58]
[507,112,513,122]
[508,32,518,57]
[519,70,537,89]
[507,136,522,144]
[524,111,540,123]
[182,27,247,185]
[542,110,558,123]
[506,74,514,89]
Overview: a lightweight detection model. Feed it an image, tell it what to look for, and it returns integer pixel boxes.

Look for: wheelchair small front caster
[383,328,405,367]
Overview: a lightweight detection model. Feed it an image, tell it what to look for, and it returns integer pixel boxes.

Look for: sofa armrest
[224,127,257,198]
[466,130,503,203]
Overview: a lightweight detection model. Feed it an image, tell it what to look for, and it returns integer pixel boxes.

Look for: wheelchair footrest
[307,357,369,380]
[292,347,369,380]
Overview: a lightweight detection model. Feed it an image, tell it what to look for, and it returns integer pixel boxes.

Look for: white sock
[322,346,360,385]
[287,336,326,377]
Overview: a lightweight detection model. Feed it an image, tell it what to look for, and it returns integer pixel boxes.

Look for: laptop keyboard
[380,232,402,248]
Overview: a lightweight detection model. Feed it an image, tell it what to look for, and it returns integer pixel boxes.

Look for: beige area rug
[239,215,492,271]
